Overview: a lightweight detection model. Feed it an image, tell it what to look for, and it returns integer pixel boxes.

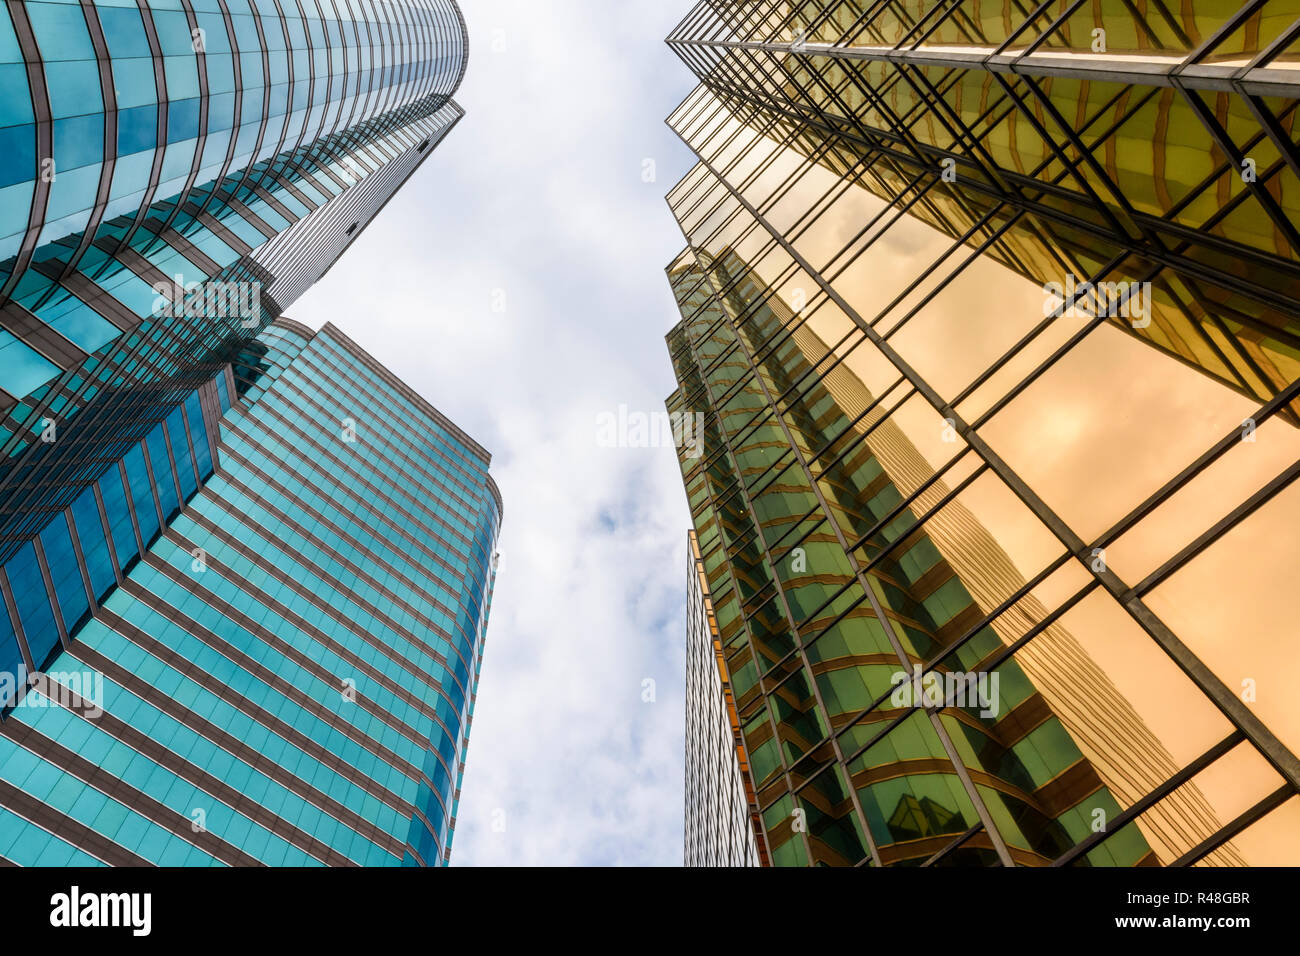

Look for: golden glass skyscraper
[668,0,1300,867]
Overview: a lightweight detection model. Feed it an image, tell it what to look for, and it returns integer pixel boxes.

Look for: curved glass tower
[0,1,498,867]
[0,0,469,561]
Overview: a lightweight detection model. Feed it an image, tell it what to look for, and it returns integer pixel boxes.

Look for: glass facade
[665,1,1300,867]
[685,529,764,866]
[666,1,1300,406]
[0,0,469,565]
[0,319,501,866]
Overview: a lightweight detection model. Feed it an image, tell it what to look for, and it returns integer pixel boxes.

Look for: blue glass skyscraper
[0,0,501,867]
[0,0,469,561]
[0,319,501,866]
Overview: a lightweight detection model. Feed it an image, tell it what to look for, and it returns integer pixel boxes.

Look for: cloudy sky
[291,0,700,865]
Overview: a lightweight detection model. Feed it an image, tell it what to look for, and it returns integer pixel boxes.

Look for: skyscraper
[0,0,498,866]
[685,529,764,866]
[0,319,501,866]
[665,0,1300,406]
[666,1,1300,867]
[0,0,469,562]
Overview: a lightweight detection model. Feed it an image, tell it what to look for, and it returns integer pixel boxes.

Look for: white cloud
[290,0,699,865]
